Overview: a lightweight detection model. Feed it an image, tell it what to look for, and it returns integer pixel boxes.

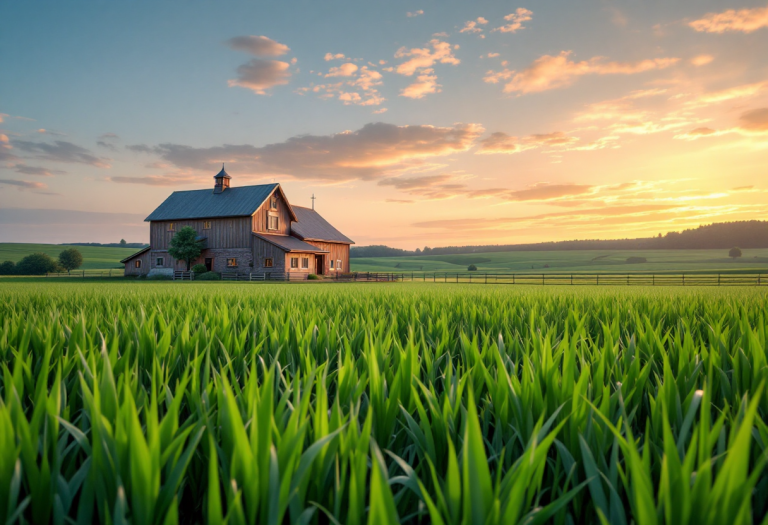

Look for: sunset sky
[1,1,767,248]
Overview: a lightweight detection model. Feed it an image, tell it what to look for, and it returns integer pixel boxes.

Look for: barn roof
[120,246,150,263]
[290,206,354,244]
[145,184,280,221]
[254,233,329,253]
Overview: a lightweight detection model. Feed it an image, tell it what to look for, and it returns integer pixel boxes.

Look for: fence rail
[334,271,768,286]
[46,269,124,278]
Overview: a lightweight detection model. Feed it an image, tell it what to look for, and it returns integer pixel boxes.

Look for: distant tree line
[68,239,148,249]
[350,220,768,258]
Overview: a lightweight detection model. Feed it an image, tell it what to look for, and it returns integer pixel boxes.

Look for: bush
[191,264,208,274]
[467,264,478,271]
[308,274,321,280]
[16,253,59,275]
[196,272,221,281]
[58,248,83,272]
[147,273,172,280]
[0,261,15,275]
[626,256,647,264]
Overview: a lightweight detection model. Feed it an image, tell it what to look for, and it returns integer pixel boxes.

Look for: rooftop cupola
[213,164,231,194]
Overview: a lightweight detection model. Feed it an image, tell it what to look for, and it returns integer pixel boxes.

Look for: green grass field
[1,281,767,524]
[351,248,768,274]
[0,243,141,270]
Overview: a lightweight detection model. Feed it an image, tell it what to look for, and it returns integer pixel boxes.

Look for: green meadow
[1,281,767,524]
[351,248,768,274]
[0,243,140,270]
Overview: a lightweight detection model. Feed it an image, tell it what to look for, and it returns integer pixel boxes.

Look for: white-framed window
[290,257,299,269]
[135,260,142,268]
[264,258,273,268]
[167,223,175,231]
[329,259,335,270]
[268,215,279,230]
[301,257,309,269]
[203,221,211,230]
[227,258,237,268]
[337,260,342,271]
[156,257,164,266]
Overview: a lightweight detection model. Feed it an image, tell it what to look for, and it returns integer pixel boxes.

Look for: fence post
[485,273,488,284]
[682,274,685,286]
[513,274,515,285]
[653,274,655,286]
[456,273,458,283]
[718,273,721,286]
[542,274,545,286]
[596,275,599,285]
[627,274,629,286]
[571,274,573,285]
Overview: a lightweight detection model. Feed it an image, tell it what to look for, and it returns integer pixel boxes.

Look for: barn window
[203,221,211,230]
[264,258,273,268]
[290,257,299,269]
[268,215,279,230]
[227,258,237,268]
[329,259,334,270]
[135,260,142,268]
[156,257,164,267]
[167,223,175,231]
[270,198,278,210]
[301,257,309,269]
[337,260,342,271]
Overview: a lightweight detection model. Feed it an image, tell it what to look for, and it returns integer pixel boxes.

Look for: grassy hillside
[0,243,141,270]
[351,248,768,274]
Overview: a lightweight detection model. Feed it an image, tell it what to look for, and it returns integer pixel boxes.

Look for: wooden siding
[252,189,292,235]
[284,252,316,274]
[304,241,349,274]
[123,250,151,275]
[149,217,252,250]
[252,236,288,273]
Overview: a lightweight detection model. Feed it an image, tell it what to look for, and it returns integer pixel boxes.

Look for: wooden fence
[46,269,124,278]
[334,271,768,286]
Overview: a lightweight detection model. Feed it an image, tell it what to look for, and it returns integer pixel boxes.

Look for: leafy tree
[58,248,83,272]
[729,247,742,259]
[467,264,478,271]
[168,226,202,270]
[0,261,15,275]
[16,253,59,275]
[119,239,127,246]
[191,264,207,274]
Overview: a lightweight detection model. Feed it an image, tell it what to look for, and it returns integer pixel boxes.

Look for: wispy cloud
[324,53,346,61]
[325,63,358,77]
[407,10,424,18]
[10,163,65,177]
[689,4,768,33]
[298,66,384,106]
[395,39,459,76]
[476,130,580,154]
[459,17,488,34]
[492,8,533,33]
[120,122,484,184]
[400,69,440,99]
[12,140,110,168]
[0,178,50,192]
[488,51,678,94]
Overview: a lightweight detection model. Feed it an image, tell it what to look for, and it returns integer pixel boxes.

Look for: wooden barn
[121,167,353,277]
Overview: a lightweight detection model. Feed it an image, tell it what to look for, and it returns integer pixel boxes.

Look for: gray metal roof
[120,246,150,263]
[145,184,278,221]
[254,233,329,253]
[291,206,354,244]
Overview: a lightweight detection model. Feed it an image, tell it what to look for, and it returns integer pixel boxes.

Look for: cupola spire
[213,164,231,193]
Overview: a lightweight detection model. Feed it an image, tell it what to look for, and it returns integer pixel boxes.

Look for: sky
[1,1,767,248]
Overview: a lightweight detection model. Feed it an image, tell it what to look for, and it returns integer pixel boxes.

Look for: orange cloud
[689,4,768,33]
[324,53,346,61]
[325,63,358,77]
[496,51,678,94]
[460,17,488,34]
[687,80,768,106]
[400,69,440,99]
[406,10,424,18]
[492,8,533,33]
[395,39,460,76]
[476,131,579,154]
[125,122,484,183]
[690,54,714,66]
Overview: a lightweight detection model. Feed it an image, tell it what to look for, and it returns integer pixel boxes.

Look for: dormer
[213,164,231,194]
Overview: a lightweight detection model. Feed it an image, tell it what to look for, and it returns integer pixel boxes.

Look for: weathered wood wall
[123,250,150,275]
[149,217,252,250]
[252,189,292,235]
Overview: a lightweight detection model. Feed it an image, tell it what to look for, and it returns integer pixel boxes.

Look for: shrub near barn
[15,252,60,275]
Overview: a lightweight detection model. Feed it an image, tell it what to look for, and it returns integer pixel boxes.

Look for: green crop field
[0,243,141,270]
[1,281,768,524]
[351,248,768,274]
